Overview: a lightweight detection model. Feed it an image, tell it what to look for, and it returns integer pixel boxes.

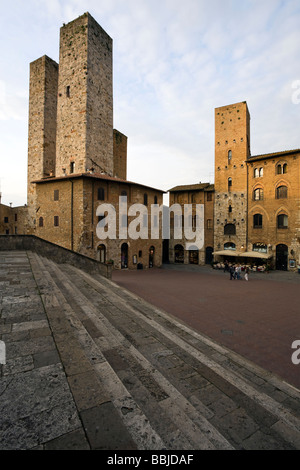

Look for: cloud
[1,0,300,206]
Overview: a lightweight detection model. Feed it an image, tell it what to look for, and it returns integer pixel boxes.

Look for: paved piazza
[113,264,300,391]
[0,251,300,450]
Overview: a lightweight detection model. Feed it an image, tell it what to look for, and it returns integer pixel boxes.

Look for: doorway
[149,246,155,268]
[121,243,128,269]
[97,244,106,263]
[205,246,214,265]
[174,244,184,264]
[276,244,288,271]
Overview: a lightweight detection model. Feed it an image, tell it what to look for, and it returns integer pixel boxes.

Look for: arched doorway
[189,247,199,264]
[97,244,106,263]
[276,244,288,271]
[121,243,128,269]
[174,244,184,264]
[149,246,155,268]
[205,246,214,265]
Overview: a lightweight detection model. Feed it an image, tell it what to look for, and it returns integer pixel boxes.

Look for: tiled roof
[32,172,166,193]
[248,149,300,161]
[168,183,214,192]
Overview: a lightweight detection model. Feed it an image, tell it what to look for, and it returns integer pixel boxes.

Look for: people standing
[244,266,249,281]
[229,265,235,280]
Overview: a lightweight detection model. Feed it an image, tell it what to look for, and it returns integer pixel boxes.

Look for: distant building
[167,101,300,271]
[168,183,214,265]
[214,101,300,271]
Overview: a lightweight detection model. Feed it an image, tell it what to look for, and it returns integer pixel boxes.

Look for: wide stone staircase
[1,251,300,450]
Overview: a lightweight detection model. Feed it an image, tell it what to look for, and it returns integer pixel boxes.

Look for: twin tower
[27,12,127,226]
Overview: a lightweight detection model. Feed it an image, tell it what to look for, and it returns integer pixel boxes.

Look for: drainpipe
[70,180,74,251]
[246,163,249,251]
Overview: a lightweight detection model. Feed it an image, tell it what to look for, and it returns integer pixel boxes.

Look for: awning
[241,251,272,259]
[212,251,241,257]
[213,251,272,259]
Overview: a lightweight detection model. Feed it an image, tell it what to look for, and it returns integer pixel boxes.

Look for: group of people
[223,261,249,281]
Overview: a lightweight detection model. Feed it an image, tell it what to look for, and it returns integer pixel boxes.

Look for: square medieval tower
[214,101,251,254]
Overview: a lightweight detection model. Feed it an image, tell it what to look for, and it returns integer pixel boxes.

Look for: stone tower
[55,12,114,177]
[27,55,58,228]
[214,101,251,253]
[113,129,127,180]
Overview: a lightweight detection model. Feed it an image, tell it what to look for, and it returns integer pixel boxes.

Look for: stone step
[30,255,300,450]
[38,255,234,450]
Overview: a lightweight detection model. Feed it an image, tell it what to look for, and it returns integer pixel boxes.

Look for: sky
[0,0,300,207]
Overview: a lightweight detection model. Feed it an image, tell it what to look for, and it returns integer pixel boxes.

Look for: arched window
[276,186,288,199]
[224,223,236,235]
[191,193,196,203]
[228,178,232,191]
[154,195,158,205]
[253,214,263,228]
[259,167,264,177]
[277,214,288,229]
[144,193,148,206]
[276,163,288,175]
[253,188,263,201]
[224,242,236,251]
[121,190,127,197]
[254,168,259,178]
[228,150,232,164]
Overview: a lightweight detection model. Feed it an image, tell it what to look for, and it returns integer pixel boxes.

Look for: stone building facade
[33,172,163,270]
[213,101,300,271]
[168,183,214,265]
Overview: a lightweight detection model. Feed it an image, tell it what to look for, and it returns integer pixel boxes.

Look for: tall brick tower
[55,12,114,177]
[27,55,58,229]
[214,101,251,253]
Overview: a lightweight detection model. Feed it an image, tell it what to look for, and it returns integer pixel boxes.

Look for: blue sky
[1,0,300,206]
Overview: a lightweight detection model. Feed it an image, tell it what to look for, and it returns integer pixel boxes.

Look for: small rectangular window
[54,216,59,227]
[15,214,18,222]
[206,192,213,202]
[66,86,70,98]
[4,217,8,223]
[54,190,59,201]
[207,219,213,229]
[70,162,75,174]
[98,187,105,200]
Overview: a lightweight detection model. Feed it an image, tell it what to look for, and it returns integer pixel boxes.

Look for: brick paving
[113,264,300,391]
[1,251,300,450]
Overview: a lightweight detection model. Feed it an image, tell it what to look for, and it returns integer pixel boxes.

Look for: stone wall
[0,235,112,279]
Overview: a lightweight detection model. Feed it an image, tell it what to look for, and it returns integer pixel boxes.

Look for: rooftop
[168,183,214,192]
[32,172,166,194]
[248,149,300,161]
